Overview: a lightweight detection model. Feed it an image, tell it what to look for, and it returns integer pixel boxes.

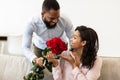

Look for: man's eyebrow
[49,16,59,19]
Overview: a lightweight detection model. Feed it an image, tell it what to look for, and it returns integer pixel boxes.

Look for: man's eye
[50,18,54,20]
[49,17,56,20]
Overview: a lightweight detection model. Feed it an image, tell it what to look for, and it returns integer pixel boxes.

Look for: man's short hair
[42,0,60,12]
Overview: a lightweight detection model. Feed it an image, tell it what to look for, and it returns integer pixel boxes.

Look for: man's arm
[22,22,37,62]
[63,15,74,39]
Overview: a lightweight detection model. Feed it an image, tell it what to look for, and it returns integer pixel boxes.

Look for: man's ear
[82,41,86,46]
[41,11,45,17]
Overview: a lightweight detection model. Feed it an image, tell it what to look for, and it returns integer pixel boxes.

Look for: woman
[46,25,102,80]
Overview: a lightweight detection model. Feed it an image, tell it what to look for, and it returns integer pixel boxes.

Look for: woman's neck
[72,48,83,58]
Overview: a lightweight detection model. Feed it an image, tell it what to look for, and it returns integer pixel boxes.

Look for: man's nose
[52,19,58,23]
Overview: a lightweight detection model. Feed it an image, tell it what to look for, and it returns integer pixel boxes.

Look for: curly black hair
[75,25,99,69]
[42,0,60,12]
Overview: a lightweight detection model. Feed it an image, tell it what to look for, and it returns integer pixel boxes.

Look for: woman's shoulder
[94,56,103,66]
[61,50,71,56]
[96,56,102,62]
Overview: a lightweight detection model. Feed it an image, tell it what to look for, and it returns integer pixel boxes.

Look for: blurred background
[0,0,120,57]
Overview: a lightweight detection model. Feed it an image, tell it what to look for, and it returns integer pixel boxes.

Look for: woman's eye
[74,37,77,39]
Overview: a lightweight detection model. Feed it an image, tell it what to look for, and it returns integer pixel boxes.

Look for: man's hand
[34,57,44,67]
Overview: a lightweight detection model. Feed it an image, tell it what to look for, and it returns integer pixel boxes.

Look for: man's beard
[43,19,57,29]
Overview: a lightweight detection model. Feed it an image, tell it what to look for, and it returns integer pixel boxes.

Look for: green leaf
[42,50,46,56]
[31,64,39,72]
[38,66,45,72]
[38,71,44,79]
[23,76,27,80]
[45,62,52,72]
[42,47,51,56]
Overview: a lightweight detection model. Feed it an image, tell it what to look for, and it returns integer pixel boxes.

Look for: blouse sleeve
[72,56,102,80]
[52,60,63,80]
[52,51,67,80]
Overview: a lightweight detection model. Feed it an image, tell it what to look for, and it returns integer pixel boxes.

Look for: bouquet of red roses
[23,37,67,80]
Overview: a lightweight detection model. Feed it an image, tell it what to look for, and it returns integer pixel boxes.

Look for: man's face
[42,9,60,29]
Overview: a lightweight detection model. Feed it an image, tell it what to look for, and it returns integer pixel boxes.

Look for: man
[22,0,73,80]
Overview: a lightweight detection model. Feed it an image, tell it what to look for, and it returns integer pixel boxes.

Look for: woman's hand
[59,54,75,68]
[45,51,58,67]
[59,53,81,68]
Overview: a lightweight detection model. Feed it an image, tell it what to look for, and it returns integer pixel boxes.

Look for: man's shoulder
[60,14,71,22]
[30,15,41,24]
[59,14,73,28]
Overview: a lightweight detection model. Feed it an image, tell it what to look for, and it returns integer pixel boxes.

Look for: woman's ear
[81,41,86,46]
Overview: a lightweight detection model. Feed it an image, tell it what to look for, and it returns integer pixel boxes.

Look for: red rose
[46,37,67,55]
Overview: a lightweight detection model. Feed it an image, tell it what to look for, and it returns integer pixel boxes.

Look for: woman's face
[70,30,84,49]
